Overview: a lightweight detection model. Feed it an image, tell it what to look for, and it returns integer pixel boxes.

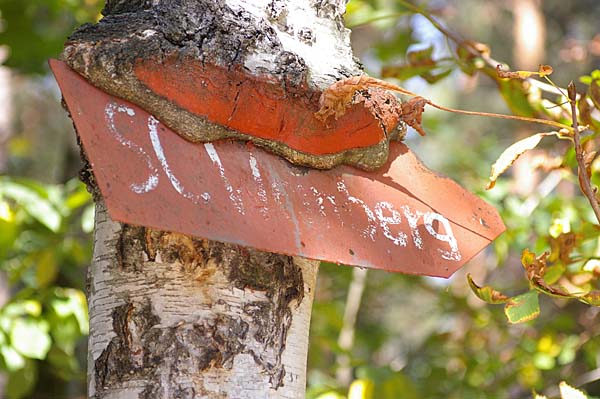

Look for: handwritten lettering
[105,103,159,194]
[423,212,461,261]
[204,142,245,215]
[374,201,408,247]
[148,116,210,204]
[337,180,377,240]
[401,205,423,249]
[248,152,269,215]
[104,101,462,262]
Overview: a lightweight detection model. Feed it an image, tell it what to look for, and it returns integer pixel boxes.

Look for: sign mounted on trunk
[51,60,505,278]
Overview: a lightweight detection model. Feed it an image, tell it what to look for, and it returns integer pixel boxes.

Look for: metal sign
[51,60,505,278]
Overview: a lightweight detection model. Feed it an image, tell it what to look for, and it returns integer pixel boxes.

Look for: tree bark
[89,201,318,398]
[71,0,362,397]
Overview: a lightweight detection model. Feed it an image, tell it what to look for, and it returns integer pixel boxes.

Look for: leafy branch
[341,0,600,324]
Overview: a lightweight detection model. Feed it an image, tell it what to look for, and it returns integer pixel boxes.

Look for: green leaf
[0,345,26,371]
[533,352,555,370]
[6,359,37,399]
[35,250,58,288]
[543,264,566,285]
[504,291,540,324]
[47,346,81,379]
[467,274,510,304]
[355,366,419,399]
[0,180,62,232]
[10,318,51,359]
[64,183,92,211]
[51,288,89,336]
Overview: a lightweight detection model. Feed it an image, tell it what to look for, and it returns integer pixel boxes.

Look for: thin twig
[425,100,571,131]
[568,81,600,224]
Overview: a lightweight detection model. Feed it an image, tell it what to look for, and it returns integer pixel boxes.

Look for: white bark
[89,202,319,398]
[226,0,359,88]
[80,1,357,397]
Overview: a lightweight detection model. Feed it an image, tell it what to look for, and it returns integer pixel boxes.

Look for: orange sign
[51,60,505,277]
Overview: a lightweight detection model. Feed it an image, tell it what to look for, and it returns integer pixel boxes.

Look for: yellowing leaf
[467,274,510,304]
[504,290,540,324]
[559,381,588,399]
[579,290,600,306]
[521,248,536,268]
[517,71,534,79]
[487,133,554,189]
[348,379,374,399]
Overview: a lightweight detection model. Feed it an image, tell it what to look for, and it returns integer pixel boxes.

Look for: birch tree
[62,0,361,397]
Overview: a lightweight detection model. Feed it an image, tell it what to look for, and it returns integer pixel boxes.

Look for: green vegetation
[3,0,600,397]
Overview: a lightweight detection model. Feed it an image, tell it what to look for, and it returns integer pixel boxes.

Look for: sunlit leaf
[50,288,89,336]
[0,345,25,371]
[504,291,540,324]
[81,204,95,233]
[2,301,42,318]
[486,133,555,189]
[348,379,374,399]
[533,352,556,370]
[0,180,62,232]
[10,319,51,360]
[315,393,346,399]
[559,381,588,399]
[467,274,510,304]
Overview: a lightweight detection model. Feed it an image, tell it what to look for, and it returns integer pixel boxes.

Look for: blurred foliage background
[1,0,600,398]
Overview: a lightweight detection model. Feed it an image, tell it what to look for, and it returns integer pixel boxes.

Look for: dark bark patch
[95,230,306,393]
[116,225,147,271]
[102,0,152,16]
[94,298,250,399]
[227,247,304,388]
[95,301,160,391]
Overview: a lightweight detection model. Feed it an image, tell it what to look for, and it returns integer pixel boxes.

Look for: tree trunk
[89,201,318,398]
[69,0,360,397]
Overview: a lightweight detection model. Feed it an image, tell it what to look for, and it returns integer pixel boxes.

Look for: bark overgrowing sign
[51,60,504,278]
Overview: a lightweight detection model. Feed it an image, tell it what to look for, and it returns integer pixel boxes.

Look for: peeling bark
[89,202,318,398]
